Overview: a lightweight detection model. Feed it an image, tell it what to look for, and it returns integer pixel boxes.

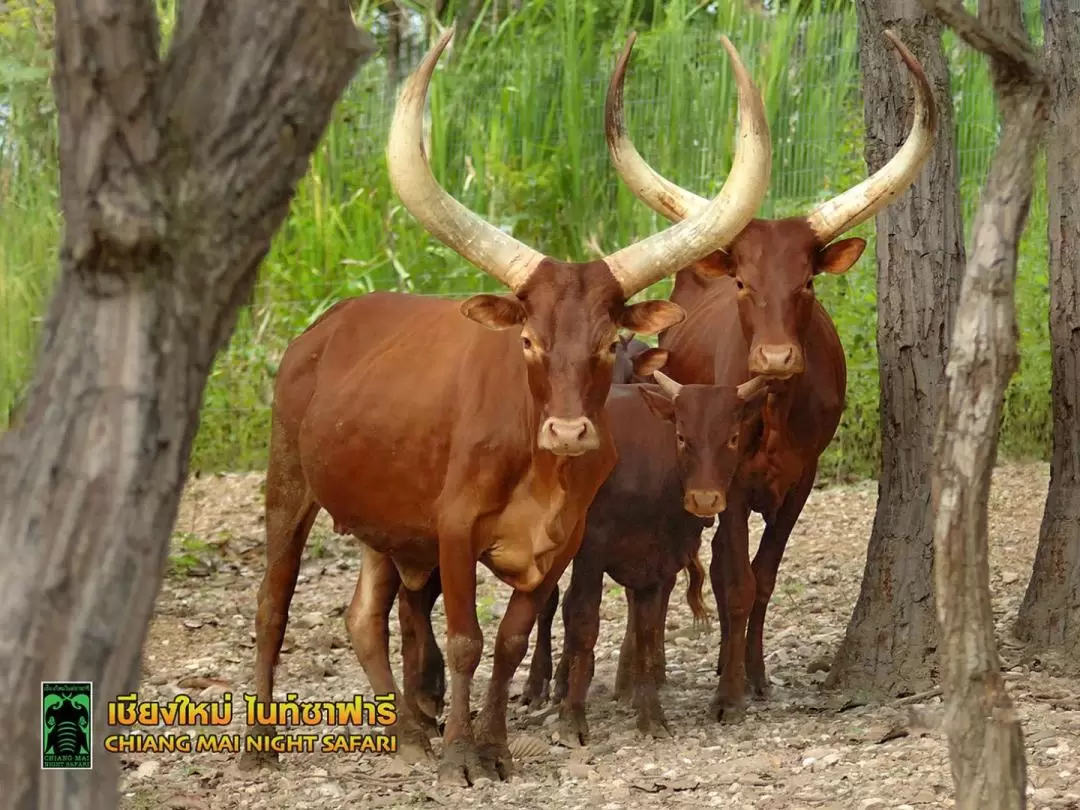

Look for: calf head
[388,27,772,456]
[638,371,771,518]
[605,30,938,381]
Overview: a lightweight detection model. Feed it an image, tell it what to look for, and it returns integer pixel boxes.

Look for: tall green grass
[0,0,1051,482]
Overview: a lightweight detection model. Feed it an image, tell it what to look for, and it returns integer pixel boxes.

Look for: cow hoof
[398,733,434,765]
[746,676,771,701]
[416,691,445,721]
[709,693,746,725]
[478,741,514,781]
[555,708,589,747]
[437,739,484,787]
[237,748,280,771]
[635,707,671,739]
[520,677,550,707]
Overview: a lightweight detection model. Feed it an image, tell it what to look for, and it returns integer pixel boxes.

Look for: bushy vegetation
[0,0,1050,483]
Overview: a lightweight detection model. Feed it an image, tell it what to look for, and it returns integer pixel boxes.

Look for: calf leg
[711,543,732,678]
[556,556,605,746]
[652,574,679,686]
[345,546,433,763]
[241,416,320,770]
[631,582,672,739]
[613,587,636,702]
[710,493,755,723]
[399,570,445,735]
[745,463,816,699]
[521,585,559,706]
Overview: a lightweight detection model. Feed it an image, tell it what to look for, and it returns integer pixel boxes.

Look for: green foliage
[0,0,1053,483]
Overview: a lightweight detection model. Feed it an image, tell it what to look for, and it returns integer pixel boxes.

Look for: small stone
[566,762,593,780]
[317,782,344,799]
[860,799,886,810]
[1032,787,1056,803]
[823,753,841,766]
[472,777,494,788]
[134,761,160,779]
[1002,571,1020,584]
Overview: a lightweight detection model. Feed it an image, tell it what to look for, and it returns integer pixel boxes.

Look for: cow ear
[632,348,669,378]
[816,238,866,275]
[691,250,736,279]
[619,300,685,335]
[638,386,676,422]
[460,294,525,330]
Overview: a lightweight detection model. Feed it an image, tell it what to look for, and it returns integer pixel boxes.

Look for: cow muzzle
[684,489,727,518]
[538,416,600,456]
[748,343,804,380]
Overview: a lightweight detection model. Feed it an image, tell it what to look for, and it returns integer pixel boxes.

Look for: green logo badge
[41,681,93,769]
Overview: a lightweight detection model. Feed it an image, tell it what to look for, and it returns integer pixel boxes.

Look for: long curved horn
[387,27,547,293]
[602,34,771,298]
[652,370,683,399]
[605,32,709,224]
[803,30,937,245]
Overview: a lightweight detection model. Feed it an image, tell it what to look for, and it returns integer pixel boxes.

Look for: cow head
[388,28,771,456]
[638,372,771,518]
[605,30,937,381]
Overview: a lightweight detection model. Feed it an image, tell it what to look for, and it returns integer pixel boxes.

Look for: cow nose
[538,417,600,456]
[684,489,727,517]
[749,343,804,378]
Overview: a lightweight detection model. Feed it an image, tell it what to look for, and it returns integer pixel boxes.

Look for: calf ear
[690,250,736,279]
[461,294,525,330]
[632,348,669,378]
[620,300,685,335]
[816,238,866,275]
[638,386,676,423]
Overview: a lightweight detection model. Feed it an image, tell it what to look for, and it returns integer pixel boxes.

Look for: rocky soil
[118,462,1079,810]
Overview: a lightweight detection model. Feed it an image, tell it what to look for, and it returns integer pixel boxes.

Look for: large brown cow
[241,27,773,785]
[604,30,936,720]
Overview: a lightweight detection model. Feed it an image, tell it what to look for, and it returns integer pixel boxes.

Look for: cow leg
[398,570,445,736]
[521,585,559,707]
[346,546,433,763]
[434,513,486,787]
[710,493,754,723]
[241,416,320,770]
[613,587,636,702]
[631,582,672,738]
[710,536,732,678]
[555,555,604,746]
[746,463,816,699]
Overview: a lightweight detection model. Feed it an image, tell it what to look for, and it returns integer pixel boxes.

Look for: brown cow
[527,369,772,745]
[393,338,673,734]
[241,27,772,786]
[604,30,936,720]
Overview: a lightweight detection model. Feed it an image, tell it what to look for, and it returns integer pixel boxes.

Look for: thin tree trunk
[385,2,406,110]
[827,0,965,697]
[922,0,1047,806]
[1014,0,1080,663]
[0,1,373,805]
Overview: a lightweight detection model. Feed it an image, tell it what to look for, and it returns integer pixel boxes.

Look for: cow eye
[609,340,619,354]
[676,433,686,448]
[522,336,533,351]
[735,279,745,290]
[805,278,814,291]
[728,433,739,448]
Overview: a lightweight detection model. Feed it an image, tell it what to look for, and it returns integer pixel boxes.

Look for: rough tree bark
[827,0,965,697]
[1013,0,1080,662]
[922,0,1047,806]
[0,1,373,806]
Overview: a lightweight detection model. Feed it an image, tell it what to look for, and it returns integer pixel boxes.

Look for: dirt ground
[119,461,1080,810]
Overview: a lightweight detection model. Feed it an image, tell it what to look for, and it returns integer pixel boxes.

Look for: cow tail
[685,549,710,626]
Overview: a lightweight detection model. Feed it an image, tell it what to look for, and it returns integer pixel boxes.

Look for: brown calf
[605,30,936,720]
[528,370,772,745]
[242,27,772,786]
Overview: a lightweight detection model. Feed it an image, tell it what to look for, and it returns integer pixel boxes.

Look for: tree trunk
[827,0,965,697]
[922,0,1046,806]
[1013,0,1080,663]
[0,1,373,805]
[385,2,406,110]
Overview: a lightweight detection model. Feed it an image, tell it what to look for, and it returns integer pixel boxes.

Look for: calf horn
[602,33,771,298]
[652,370,683,399]
[387,27,546,293]
[736,375,770,401]
[605,31,936,248]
